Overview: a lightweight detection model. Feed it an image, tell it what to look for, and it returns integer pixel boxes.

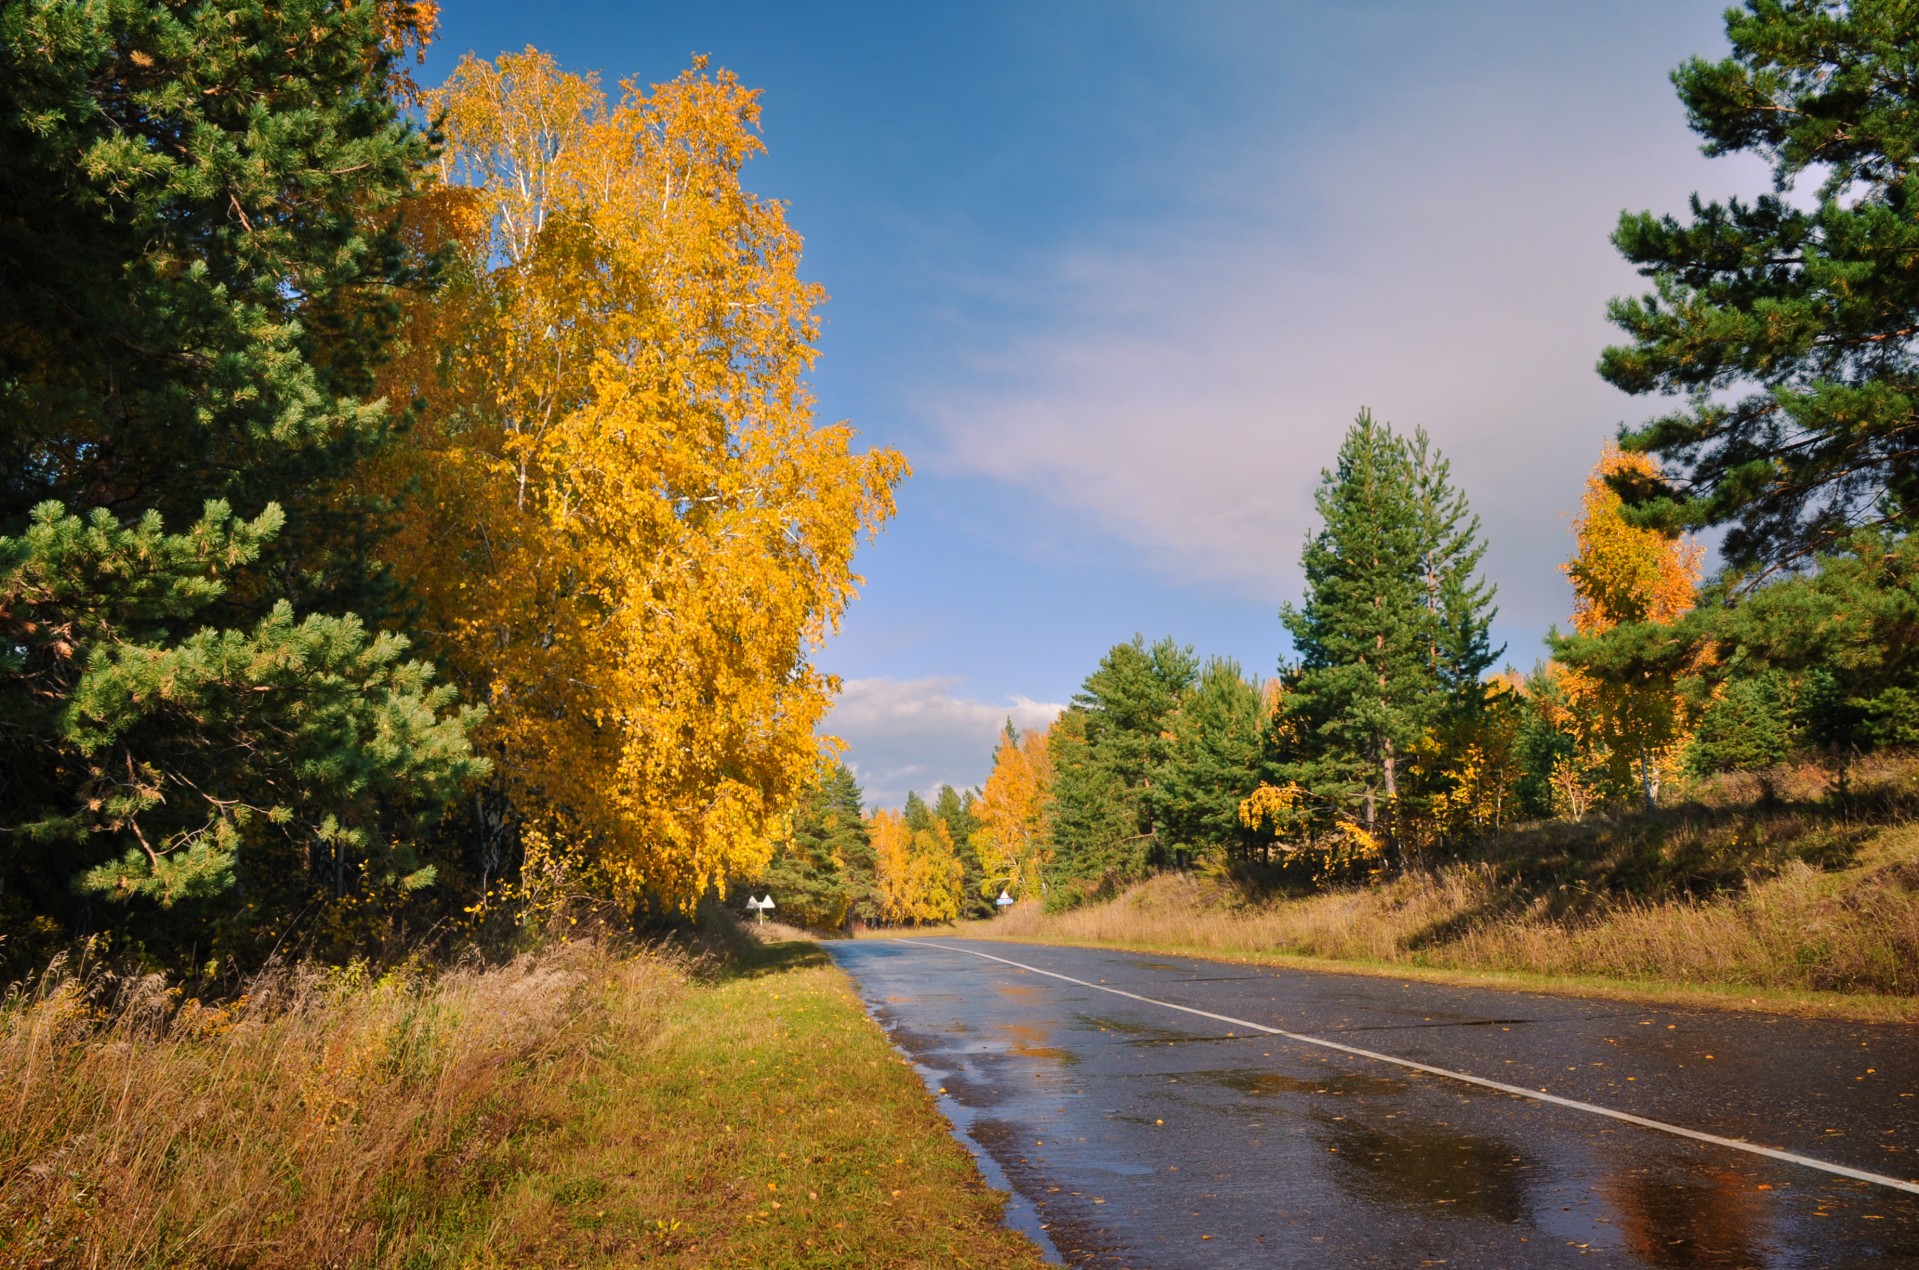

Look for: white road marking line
[898,939,1919,1198]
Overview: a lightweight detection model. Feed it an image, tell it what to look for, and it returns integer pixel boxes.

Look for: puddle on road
[1318,1113,1536,1224]
[1071,1011,1247,1046]
[1071,1012,1192,1043]
[1209,1068,1408,1098]
[996,1022,1080,1066]
[1601,1160,1770,1268]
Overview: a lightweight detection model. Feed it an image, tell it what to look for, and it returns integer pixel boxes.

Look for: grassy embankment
[0,928,1047,1269]
[966,757,1919,1022]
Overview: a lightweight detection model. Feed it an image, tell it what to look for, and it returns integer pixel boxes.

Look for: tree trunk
[1637,740,1656,815]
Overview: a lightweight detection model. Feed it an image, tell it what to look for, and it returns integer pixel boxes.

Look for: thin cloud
[824,676,1063,810]
[923,30,1773,646]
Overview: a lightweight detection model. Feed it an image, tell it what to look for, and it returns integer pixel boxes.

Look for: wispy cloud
[922,25,1773,646]
[824,676,1063,810]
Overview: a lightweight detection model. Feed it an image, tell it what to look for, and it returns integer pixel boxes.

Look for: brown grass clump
[0,940,688,1268]
[981,800,1919,1006]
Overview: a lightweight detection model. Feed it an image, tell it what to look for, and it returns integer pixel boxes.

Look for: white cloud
[822,676,1063,810]
[923,26,1774,646]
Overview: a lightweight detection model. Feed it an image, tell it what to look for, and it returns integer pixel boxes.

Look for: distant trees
[750,763,874,930]
[1044,637,1198,904]
[810,0,1919,927]
[1150,658,1265,865]
[972,723,1055,902]
[872,803,964,926]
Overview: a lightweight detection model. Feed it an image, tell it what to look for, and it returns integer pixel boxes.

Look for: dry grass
[0,939,683,1268]
[979,799,1919,1017]
[0,930,1045,1269]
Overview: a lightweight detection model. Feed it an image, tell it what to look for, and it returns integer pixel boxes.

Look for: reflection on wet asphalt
[825,938,1919,1268]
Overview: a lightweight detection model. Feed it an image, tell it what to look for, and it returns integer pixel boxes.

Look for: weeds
[0,925,1044,1268]
[983,756,1919,1007]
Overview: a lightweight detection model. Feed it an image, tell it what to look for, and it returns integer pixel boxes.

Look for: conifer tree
[0,0,478,962]
[1600,0,1919,570]
[1150,658,1263,866]
[752,762,872,930]
[1043,636,1196,904]
[1272,411,1498,862]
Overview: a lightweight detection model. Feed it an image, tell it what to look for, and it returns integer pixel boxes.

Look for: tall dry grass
[0,939,688,1268]
[986,819,1919,999]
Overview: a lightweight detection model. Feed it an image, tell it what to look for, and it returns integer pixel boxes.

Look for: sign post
[747,894,775,924]
[995,889,1015,912]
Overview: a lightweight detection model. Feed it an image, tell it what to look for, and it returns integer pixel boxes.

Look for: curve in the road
[905,938,1919,1198]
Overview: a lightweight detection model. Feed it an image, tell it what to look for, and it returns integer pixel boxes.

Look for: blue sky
[422,2,1772,809]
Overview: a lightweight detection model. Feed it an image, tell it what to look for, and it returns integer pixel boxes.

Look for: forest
[753,1,1919,931]
[4,0,1919,975]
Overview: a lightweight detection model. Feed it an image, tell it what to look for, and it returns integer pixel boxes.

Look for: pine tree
[752,762,872,930]
[1704,532,1919,752]
[0,0,478,964]
[1599,0,1919,570]
[1273,411,1499,863]
[1150,658,1263,867]
[1042,636,1196,904]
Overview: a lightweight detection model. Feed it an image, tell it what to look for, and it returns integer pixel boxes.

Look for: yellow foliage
[1565,443,1702,636]
[871,811,963,925]
[1558,443,1703,807]
[970,724,1054,899]
[1238,783,1381,878]
[1237,782,1302,836]
[1422,674,1525,837]
[375,50,905,912]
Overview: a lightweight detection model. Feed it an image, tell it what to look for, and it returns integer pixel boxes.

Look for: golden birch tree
[872,809,962,925]
[1559,443,1703,810]
[375,50,905,911]
[970,722,1054,901]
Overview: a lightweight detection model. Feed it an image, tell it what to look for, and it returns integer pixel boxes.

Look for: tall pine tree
[1600,0,1919,570]
[0,0,479,965]
[1272,411,1498,863]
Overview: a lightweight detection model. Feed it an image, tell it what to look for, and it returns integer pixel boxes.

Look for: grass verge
[0,934,1047,1269]
[950,781,1919,1025]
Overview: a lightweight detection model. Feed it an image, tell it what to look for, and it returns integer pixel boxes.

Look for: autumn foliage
[377,51,905,913]
[970,723,1055,901]
[1553,444,1703,810]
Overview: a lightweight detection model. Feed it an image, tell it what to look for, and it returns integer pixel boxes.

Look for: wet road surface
[824,937,1919,1268]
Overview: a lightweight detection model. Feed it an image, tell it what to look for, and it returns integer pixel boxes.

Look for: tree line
[6,0,1918,956]
[753,0,1919,922]
[0,6,900,975]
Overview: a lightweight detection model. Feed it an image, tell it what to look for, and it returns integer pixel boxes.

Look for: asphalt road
[824,937,1919,1269]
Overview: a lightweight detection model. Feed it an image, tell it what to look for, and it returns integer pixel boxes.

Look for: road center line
[899,939,1919,1198]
